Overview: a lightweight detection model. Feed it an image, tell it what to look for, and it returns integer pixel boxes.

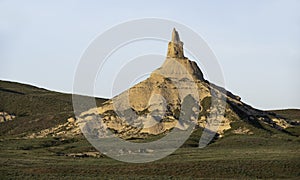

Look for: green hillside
[0,80,107,136]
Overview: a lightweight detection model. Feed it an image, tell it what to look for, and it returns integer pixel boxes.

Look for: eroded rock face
[75,29,230,138]
[74,28,292,140]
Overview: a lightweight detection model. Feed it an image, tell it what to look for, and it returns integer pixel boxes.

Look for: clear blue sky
[1,0,299,110]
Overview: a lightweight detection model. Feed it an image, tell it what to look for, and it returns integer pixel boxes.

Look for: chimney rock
[167,28,186,59]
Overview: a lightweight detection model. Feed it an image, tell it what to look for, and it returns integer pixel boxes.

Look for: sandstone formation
[74,28,291,140]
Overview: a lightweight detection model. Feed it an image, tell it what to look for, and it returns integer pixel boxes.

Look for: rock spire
[167,28,186,59]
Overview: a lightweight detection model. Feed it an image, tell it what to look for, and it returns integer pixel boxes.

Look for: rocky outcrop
[65,151,102,158]
[26,117,81,138]
[75,28,292,140]
[232,127,253,135]
[0,112,16,123]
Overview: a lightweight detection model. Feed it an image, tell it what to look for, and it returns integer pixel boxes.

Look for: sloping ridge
[0,80,107,137]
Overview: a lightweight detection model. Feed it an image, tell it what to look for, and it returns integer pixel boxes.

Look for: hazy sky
[1,0,300,110]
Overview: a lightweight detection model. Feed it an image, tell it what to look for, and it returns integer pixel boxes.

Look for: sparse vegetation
[198,96,211,117]
[0,134,299,179]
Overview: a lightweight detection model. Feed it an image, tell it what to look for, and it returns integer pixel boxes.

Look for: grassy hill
[0,80,299,179]
[0,80,107,136]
